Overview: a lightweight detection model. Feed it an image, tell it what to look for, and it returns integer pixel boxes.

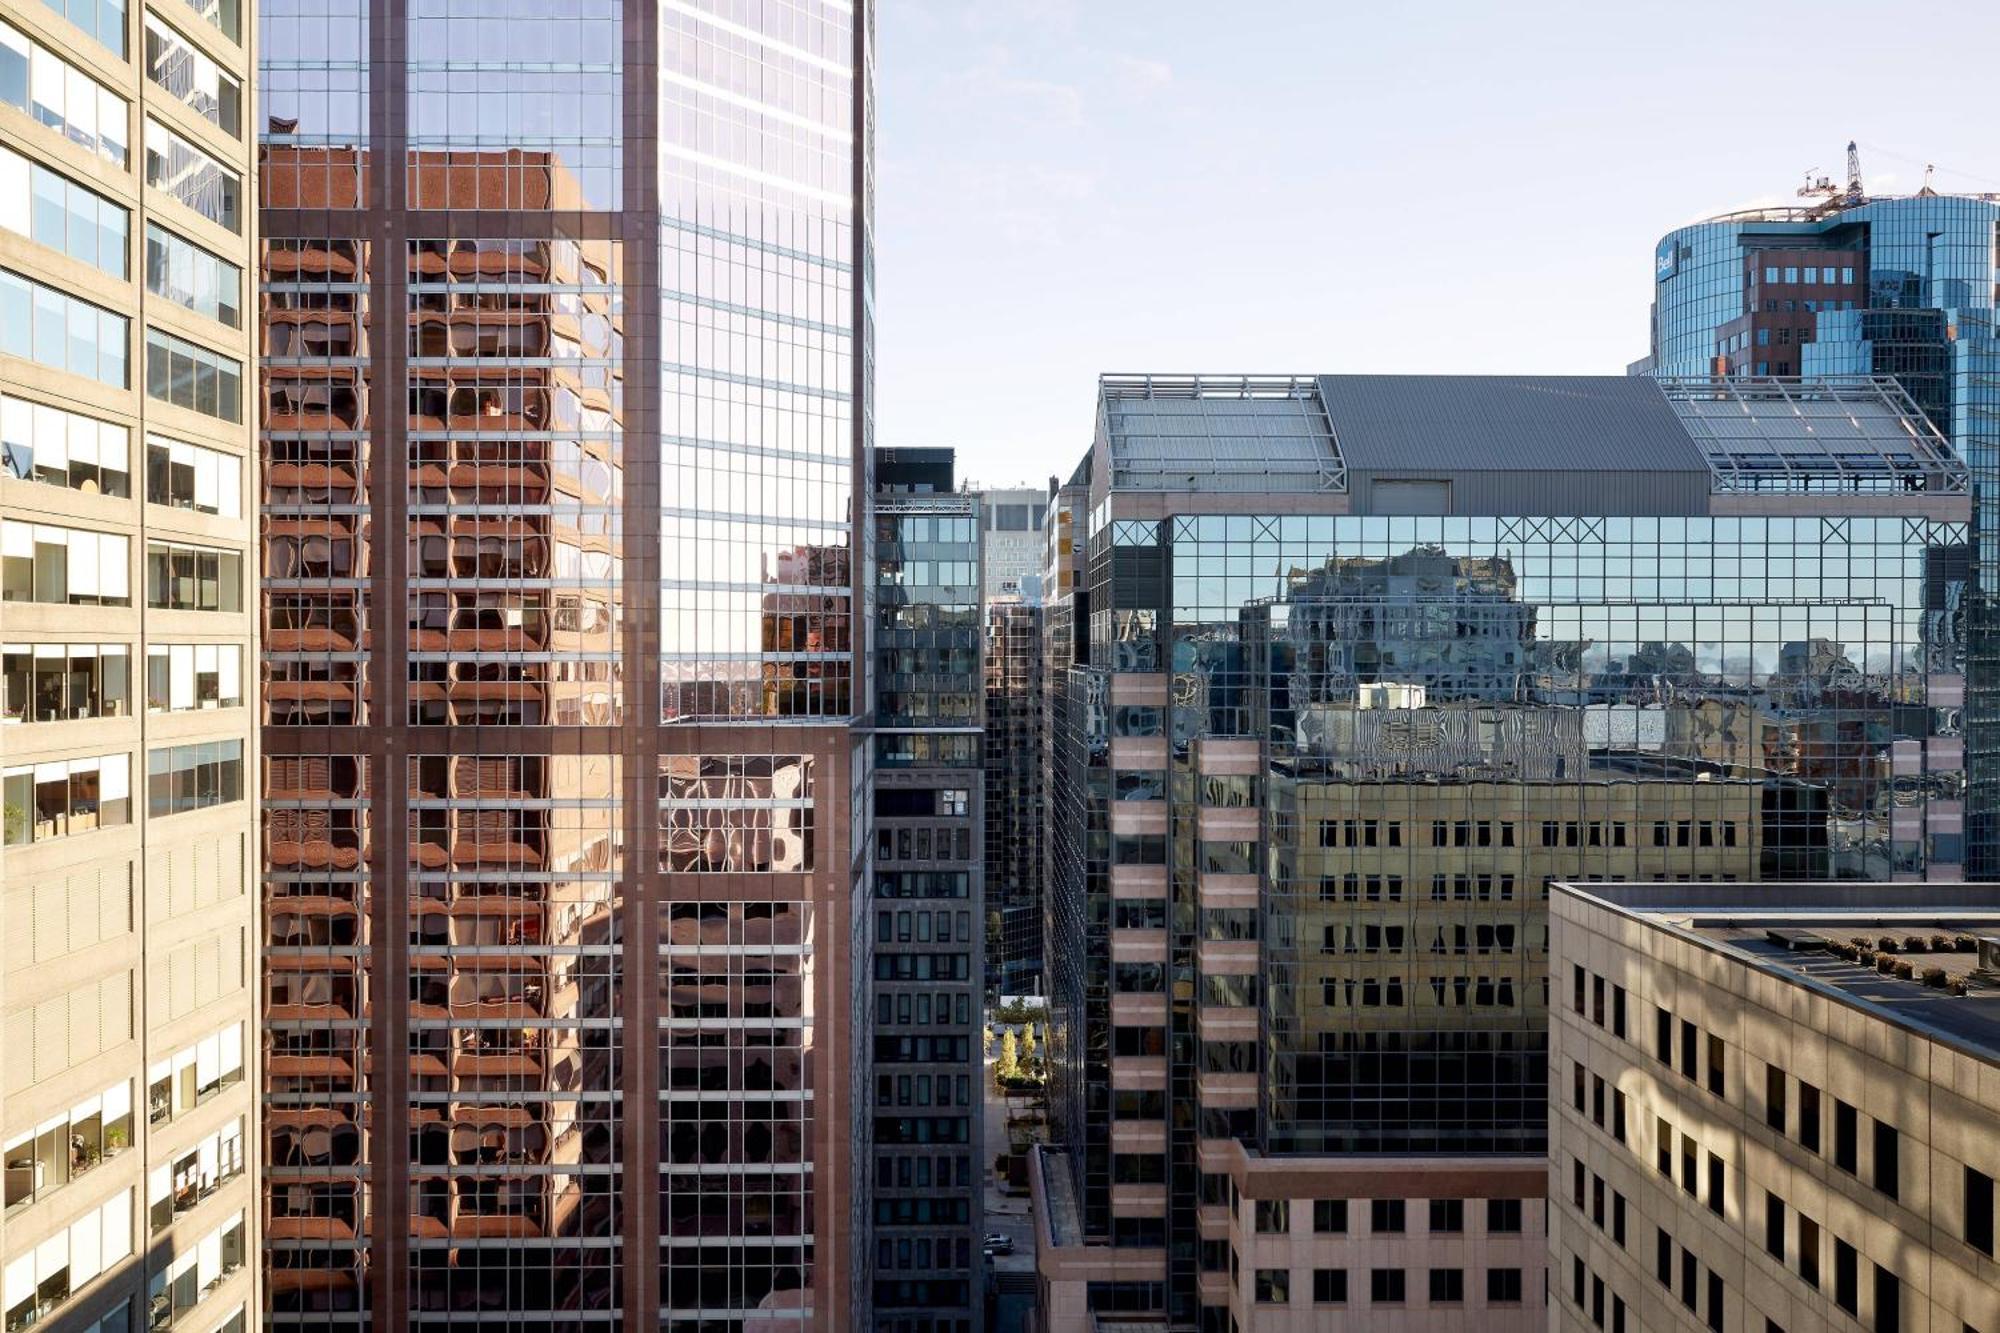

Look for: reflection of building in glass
[1550,880,2000,1333]
[2,0,259,1329]
[985,595,1045,992]
[1638,178,2000,880]
[979,485,1050,991]
[979,486,1047,603]
[867,447,985,1329]
[1033,373,1968,1332]
[257,1,873,1328]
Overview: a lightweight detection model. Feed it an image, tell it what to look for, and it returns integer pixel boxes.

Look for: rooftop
[1094,373,1966,500]
[1686,189,2000,229]
[1099,375,1342,494]
[1557,881,2000,1065]
[1658,376,1966,494]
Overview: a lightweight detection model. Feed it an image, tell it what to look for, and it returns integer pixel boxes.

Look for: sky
[873,0,2000,489]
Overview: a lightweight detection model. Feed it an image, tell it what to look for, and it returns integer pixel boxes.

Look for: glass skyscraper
[1642,187,2000,879]
[867,446,984,1330]
[256,1,874,1329]
[1034,373,1967,1332]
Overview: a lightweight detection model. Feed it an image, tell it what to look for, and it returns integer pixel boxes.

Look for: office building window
[1874,1265,1900,1333]
[145,540,244,612]
[0,394,129,496]
[0,19,129,164]
[142,14,241,136]
[1,751,131,845]
[0,143,128,277]
[1,523,131,606]
[1,642,131,722]
[145,738,244,817]
[144,327,243,421]
[0,269,129,386]
[143,119,241,233]
[145,225,242,327]
[1967,1167,1995,1256]
[145,643,244,712]
[1873,1120,1899,1200]
[1835,1100,1858,1174]
[147,436,242,515]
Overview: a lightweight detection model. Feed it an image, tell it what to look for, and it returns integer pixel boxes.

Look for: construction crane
[1798,141,1866,214]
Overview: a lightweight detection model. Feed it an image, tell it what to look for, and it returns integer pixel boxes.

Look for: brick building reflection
[260,146,627,1324]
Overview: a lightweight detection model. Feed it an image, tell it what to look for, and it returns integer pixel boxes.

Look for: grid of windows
[145,539,244,611]
[143,12,242,136]
[260,229,370,728]
[146,224,243,328]
[1132,512,1962,1155]
[145,327,243,422]
[404,237,623,728]
[146,738,244,816]
[0,269,129,386]
[2,751,131,844]
[143,118,242,233]
[0,394,130,496]
[148,435,243,515]
[0,19,130,164]
[1,522,130,606]
[0,142,129,278]
[405,0,621,209]
[2,642,131,722]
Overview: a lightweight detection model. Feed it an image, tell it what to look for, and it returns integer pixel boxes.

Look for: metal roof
[1315,375,1709,475]
[1657,376,1967,494]
[1098,375,1343,493]
[1093,373,1966,499]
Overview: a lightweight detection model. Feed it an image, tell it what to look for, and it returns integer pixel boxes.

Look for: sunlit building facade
[1641,188,2000,879]
[1033,372,1968,1331]
[256,1,873,1329]
[2,0,258,1331]
[1551,880,2000,1333]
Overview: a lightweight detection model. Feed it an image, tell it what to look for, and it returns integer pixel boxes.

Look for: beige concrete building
[1550,881,2000,1333]
[1032,1143,1549,1333]
[1,0,256,1331]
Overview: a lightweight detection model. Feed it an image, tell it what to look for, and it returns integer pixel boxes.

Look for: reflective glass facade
[257,2,872,1329]
[868,465,983,1331]
[984,597,1043,992]
[1042,374,1968,1329]
[1647,194,2000,877]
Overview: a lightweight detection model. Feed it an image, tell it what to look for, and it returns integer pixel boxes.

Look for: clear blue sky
[874,0,2000,488]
